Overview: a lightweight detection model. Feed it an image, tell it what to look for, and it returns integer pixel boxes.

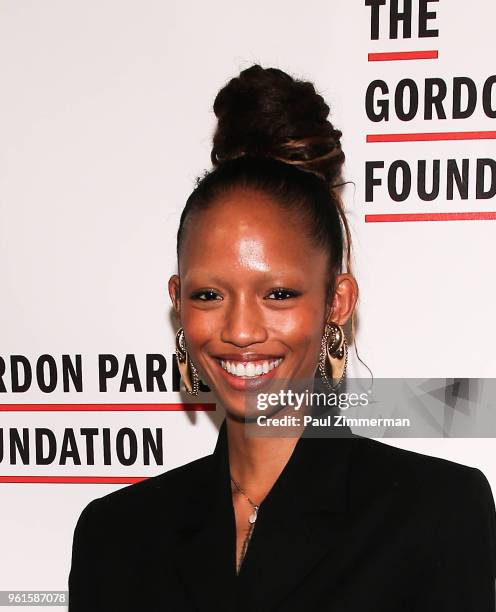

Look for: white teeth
[235,363,245,376]
[245,362,256,377]
[219,358,283,378]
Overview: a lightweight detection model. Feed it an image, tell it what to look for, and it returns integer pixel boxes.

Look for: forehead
[179,188,327,275]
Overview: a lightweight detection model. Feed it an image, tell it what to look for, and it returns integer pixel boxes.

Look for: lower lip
[213,359,283,391]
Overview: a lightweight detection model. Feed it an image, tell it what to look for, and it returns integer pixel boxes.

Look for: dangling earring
[318,322,348,391]
[175,327,200,396]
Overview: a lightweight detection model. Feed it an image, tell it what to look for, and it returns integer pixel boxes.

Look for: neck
[225,414,304,504]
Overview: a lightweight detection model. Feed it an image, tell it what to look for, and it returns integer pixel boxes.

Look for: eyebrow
[182,271,307,287]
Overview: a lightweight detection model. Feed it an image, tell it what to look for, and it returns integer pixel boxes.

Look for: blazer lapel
[171,419,359,612]
[172,420,238,612]
[235,424,357,610]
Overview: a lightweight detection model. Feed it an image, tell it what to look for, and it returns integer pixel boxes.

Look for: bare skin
[169,187,358,572]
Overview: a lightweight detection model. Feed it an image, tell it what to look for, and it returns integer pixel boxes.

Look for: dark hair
[176,64,357,342]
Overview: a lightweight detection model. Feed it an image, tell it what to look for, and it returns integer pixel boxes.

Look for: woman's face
[169,187,357,419]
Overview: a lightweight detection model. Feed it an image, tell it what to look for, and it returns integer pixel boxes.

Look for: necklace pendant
[248,506,259,524]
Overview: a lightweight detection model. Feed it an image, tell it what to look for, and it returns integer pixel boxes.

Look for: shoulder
[68,452,217,604]
[76,452,214,531]
[350,437,496,579]
[349,434,495,514]
[351,434,485,480]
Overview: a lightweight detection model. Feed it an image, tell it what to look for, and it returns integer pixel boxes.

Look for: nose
[220,294,268,347]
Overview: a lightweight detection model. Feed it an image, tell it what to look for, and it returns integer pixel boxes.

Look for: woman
[68,65,496,611]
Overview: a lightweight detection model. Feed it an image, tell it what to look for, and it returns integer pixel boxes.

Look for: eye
[265,288,301,300]
[190,289,223,301]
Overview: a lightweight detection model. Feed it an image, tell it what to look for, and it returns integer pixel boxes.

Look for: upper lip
[212,353,283,361]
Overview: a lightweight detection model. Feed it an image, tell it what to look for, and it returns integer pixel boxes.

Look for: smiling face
[169,187,356,420]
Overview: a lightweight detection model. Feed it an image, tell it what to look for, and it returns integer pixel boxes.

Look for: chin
[208,388,263,423]
[224,404,258,423]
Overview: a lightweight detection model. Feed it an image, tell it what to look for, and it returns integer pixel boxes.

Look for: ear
[326,273,358,326]
[168,274,181,321]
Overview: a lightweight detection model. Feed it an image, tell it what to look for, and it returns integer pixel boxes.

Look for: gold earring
[175,327,200,396]
[318,322,348,391]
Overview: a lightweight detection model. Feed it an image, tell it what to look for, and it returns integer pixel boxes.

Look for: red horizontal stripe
[0,475,150,484]
[365,212,496,222]
[0,403,215,411]
[367,131,496,143]
[368,50,438,61]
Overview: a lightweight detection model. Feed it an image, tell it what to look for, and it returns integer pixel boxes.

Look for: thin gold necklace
[230,474,260,523]
[230,474,261,573]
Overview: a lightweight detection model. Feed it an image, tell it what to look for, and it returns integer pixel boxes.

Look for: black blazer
[68,419,496,611]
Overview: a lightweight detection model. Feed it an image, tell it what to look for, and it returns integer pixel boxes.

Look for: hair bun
[211,64,345,186]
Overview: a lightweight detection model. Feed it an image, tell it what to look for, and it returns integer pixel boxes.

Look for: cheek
[180,307,220,347]
[267,304,325,350]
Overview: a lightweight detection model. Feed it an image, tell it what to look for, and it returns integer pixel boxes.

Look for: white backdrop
[1,1,495,607]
